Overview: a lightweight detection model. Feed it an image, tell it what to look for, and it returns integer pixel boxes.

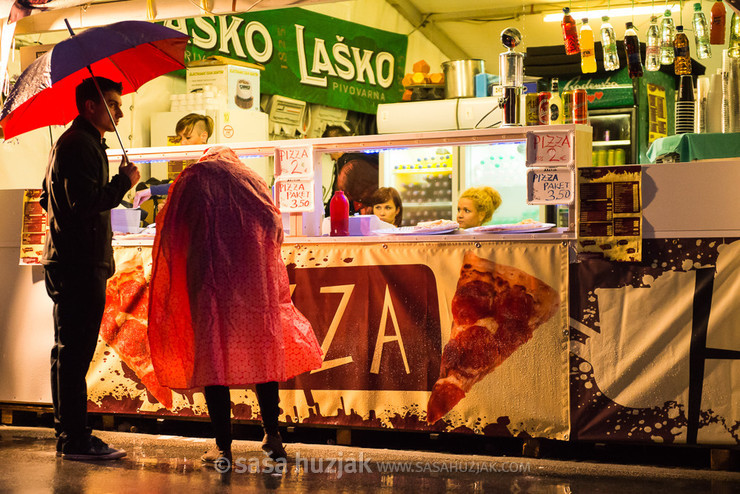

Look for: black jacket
[40,116,131,276]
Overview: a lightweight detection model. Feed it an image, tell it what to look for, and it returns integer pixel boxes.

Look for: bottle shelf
[592,140,631,146]
[404,201,452,208]
[393,167,453,174]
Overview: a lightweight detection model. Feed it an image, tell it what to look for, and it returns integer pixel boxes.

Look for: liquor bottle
[660,10,676,65]
[562,7,581,55]
[646,16,662,71]
[674,26,692,75]
[600,16,621,71]
[710,0,726,45]
[624,22,644,78]
[730,12,740,57]
[579,18,597,73]
[329,190,349,236]
[549,79,564,124]
[692,3,712,59]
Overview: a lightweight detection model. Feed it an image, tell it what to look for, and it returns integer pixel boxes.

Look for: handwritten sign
[275,145,313,177]
[275,178,314,213]
[526,131,574,167]
[526,167,574,205]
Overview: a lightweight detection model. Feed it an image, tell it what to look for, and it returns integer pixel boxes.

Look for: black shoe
[61,435,126,461]
[261,433,287,462]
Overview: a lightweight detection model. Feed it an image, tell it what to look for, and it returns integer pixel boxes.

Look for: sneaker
[62,436,127,461]
[261,433,287,462]
[200,445,232,464]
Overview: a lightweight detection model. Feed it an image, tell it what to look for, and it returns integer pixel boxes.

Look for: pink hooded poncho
[148,146,322,389]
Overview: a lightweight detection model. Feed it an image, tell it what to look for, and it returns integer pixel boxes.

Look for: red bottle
[710,0,726,45]
[562,7,581,55]
[624,22,644,79]
[330,190,349,236]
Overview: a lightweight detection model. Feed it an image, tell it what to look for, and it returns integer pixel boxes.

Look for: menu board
[527,168,574,205]
[577,166,642,262]
[19,189,47,266]
[274,144,315,213]
[275,179,315,213]
[526,130,574,168]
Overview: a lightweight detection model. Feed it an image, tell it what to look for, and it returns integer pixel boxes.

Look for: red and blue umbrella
[0,20,189,140]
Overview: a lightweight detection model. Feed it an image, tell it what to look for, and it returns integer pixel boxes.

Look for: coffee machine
[499,27,524,127]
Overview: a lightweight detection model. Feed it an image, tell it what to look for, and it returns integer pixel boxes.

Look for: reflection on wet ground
[1,426,737,493]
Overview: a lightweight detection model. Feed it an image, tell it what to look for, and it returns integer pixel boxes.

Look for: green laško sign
[163,8,408,114]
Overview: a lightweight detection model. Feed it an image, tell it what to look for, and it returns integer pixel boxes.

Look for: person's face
[373,199,399,225]
[178,121,209,145]
[87,90,123,136]
[457,198,485,229]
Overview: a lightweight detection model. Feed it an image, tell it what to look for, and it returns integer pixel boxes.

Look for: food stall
[4,123,737,448]
[0,2,738,451]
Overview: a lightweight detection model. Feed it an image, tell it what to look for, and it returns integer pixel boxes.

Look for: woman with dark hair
[370,187,403,227]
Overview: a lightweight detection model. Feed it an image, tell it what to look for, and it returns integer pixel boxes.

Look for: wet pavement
[0,426,737,493]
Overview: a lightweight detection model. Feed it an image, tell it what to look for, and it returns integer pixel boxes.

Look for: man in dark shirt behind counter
[40,77,140,461]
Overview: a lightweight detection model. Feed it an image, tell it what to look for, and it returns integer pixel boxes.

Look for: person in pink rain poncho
[147,145,323,466]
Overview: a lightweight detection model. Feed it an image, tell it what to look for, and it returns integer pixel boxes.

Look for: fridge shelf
[404,202,452,208]
[592,140,631,147]
[393,167,453,174]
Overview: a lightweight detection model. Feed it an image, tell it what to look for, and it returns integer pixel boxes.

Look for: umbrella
[0,19,189,150]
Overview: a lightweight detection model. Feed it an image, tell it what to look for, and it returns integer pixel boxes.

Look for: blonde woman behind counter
[456,186,502,229]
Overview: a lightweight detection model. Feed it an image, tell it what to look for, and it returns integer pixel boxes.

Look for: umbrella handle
[64,19,130,166]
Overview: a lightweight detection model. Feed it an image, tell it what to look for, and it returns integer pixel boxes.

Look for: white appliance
[376,96,503,134]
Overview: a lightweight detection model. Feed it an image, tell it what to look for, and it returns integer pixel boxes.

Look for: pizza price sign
[275,145,313,177]
[525,131,574,168]
[526,167,574,205]
[275,178,314,213]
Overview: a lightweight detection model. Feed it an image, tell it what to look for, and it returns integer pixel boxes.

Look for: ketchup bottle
[330,190,349,236]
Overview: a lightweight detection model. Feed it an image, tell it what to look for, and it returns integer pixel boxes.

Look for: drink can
[525,93,539,125]
[562,91,574,124]
[596,149,607,166]
[537,92,551,125]
[615,148,626,165]
[572,89,588,124]
[607,149,616,166]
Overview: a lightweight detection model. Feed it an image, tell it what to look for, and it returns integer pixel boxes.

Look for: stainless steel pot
[442,59,485,98]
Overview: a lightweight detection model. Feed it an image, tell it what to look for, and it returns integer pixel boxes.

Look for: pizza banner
[87,241,570,440]
[570,237,740,446]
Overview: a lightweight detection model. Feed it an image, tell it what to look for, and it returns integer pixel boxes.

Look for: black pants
[204,382,280,452]
[44,265,108,444]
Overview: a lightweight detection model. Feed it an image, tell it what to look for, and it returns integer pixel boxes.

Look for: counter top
[112,228,574,246]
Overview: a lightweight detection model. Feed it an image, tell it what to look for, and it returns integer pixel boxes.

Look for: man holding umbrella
[41,76,140,460]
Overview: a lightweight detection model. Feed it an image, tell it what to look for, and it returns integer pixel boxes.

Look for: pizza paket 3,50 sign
[284,264,442,392]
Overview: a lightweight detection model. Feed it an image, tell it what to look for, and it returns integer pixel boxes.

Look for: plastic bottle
[710,0,727,45]
[674,26,692,75]
[692,3,712,59]
[600,16,621,71]
[624,22,644,79]
[660,10,676,65]
[730,13,740,57]
[549,78,564,124]
[329,190,349,236]
[561,7,581,55]
[578,18,597,73]
[646,16,662,71]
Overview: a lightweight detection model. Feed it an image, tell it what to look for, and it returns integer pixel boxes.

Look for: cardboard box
[150,109,268,147]
[186,57,261,111]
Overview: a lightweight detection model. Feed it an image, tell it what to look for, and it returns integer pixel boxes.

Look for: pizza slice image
[100,257,173,409]
[427,251,559,423]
